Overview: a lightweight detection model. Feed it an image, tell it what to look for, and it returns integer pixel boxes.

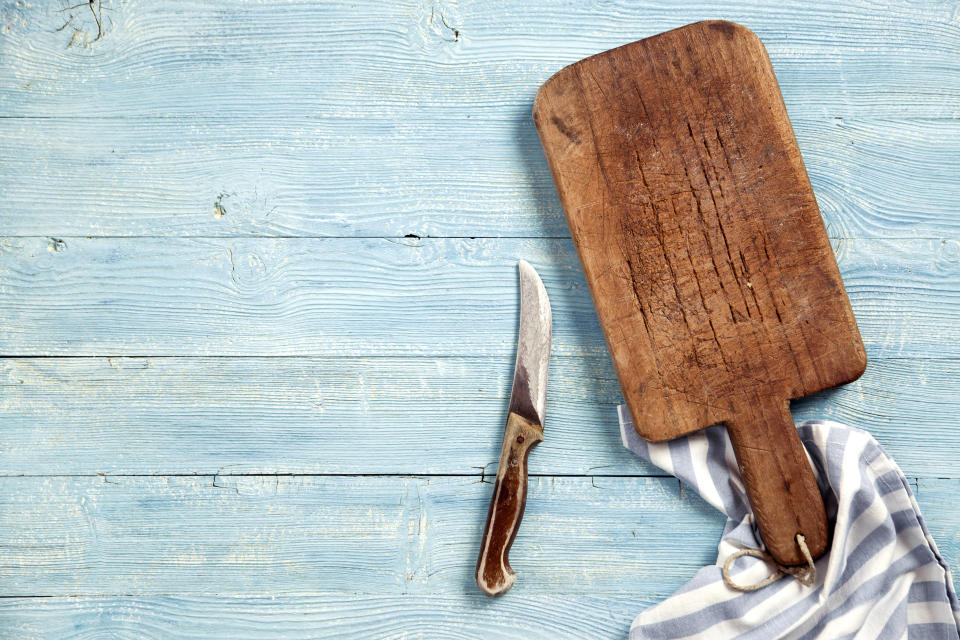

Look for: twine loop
[722,534,816,591]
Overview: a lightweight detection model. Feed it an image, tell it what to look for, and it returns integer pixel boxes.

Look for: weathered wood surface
[1,0,957,635]
[0,0,957,240]
[0,475,957,599]
[0,237,957,357]
[0,118,957,239]
[0,475,718,596]
[1,0,957,120]
[1,356,957,477]
[535,20,870,562]
[0,595,657,640]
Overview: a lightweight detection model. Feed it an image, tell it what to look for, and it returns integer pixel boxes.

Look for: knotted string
[722,533,816,591]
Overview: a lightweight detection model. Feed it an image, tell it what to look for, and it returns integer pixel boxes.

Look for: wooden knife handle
[726,398,829,566]
[475,411,543,597]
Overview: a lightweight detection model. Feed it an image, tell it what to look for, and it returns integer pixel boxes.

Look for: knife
[476,260,552,597]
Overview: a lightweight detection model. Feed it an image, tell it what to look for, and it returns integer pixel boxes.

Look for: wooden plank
[1,356,957,477]
[0,477,954,637]
[0,238,956,358]
[0,476,960,608]
[0,117,957,238]
[1,0,956,120]
[799,120,960,240]
[0,594,655,640]
[0,354,625,477]
[0,474,955,599]
[0,475,720,597]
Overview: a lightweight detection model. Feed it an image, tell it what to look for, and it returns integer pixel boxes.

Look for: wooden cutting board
[533,20,866,566]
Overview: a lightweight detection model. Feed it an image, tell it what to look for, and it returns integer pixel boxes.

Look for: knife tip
[517,259,539,282]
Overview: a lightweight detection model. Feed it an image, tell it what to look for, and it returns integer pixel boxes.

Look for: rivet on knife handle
[476,260,551,597]
[476,412,544,596]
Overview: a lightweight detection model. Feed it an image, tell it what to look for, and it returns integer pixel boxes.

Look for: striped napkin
[618,410,960,639]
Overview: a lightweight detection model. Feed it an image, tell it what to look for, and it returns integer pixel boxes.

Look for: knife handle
[475,411,543,597]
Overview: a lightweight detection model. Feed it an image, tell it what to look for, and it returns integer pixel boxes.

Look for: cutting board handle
[726,398,829,566]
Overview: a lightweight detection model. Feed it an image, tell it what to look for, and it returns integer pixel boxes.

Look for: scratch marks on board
[936,238,960,273]
[56,0,111,48]
[384,235,423,248]
[214,193,227,219]
[79,494,100,550]
[473,463,493,484]
[357,371,370,414]
[403,481,430,588]
[226,246,238,285]
[414,2,463,54]
[212,189,278,224]
[225,244,268,288]
[429,5,461,42]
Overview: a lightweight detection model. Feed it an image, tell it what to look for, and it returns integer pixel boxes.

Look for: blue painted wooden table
[1,1,958,637]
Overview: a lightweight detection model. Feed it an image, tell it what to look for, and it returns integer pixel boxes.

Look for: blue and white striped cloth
[618,409,960,639]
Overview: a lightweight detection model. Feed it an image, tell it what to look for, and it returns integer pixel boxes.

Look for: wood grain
[0,237,956,358]
[0,594,655,640]
[0,474,957,599]
[0,0,956,633]
[0,464,956,640]
[0,0,957,239]
[1,0,957,120]
[0,475,720,597]
[0,117,956,239]
[2,355,958,477]
[534,21,867,563]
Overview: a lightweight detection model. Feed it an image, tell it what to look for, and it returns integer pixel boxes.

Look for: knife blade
[476,260,552,597]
